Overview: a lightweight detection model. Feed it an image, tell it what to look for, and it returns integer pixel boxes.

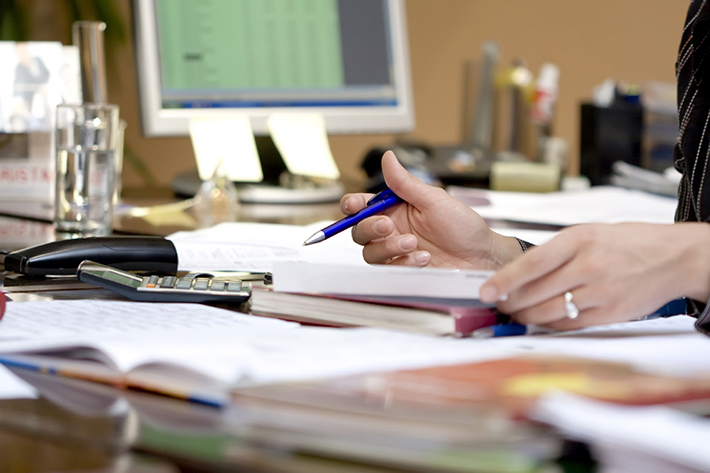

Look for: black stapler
[2,237,179,276]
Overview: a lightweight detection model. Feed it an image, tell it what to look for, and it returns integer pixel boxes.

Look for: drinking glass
[54,103,119,237]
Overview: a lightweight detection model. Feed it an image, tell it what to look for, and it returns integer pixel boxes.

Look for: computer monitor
[132,0,414,137]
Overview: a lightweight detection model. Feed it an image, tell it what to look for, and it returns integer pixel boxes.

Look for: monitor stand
[171,136,345,204]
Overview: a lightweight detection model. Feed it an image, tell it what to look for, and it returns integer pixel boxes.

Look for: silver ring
[564,291,579,319]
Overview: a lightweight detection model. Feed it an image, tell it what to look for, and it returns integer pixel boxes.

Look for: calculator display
[102,270,143,288]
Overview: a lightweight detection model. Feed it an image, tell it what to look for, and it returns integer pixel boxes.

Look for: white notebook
[272,261,495,301]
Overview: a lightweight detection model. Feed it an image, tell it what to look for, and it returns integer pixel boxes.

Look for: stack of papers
[462,186,678,226]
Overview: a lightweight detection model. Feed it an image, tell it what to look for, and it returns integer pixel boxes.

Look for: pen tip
[303,231,325,246]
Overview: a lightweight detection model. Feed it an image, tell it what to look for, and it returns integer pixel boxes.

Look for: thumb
[381,150,440,210]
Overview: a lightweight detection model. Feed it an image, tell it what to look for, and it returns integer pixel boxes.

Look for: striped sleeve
[675,0,710,223]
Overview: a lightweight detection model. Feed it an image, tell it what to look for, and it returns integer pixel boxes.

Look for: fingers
[351,216,395,245]
[381,252,431,267]
[340,148,431,215]
[350,215,427,265]
[480,230,581,303]
[505,270,678,330]
[496,256,596,314]
[508,284,603,326]
[362,233,420,264]
[340,193,373,216]
[381,150,442,211]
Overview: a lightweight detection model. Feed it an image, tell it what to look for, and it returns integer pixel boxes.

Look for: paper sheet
[267,113,340,179]
[481,316,710,376]
[168,221,365,271]
[533,391,710,471]
[473,186,677,226]
[0,300,296,342]
[0,364,37,399]
[189,115,263,182]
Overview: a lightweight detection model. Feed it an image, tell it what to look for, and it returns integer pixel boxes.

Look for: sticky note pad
[189,116,263,182]
[267,113,340,180]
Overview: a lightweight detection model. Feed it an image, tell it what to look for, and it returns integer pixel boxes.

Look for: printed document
[168,221,365,272]
[0,300,296,341]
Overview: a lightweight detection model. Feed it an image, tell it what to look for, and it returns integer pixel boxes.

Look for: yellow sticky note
[189,116,263,182]
[267,113,340,180]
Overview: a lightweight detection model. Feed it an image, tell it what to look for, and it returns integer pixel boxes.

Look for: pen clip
[367,188,396,205]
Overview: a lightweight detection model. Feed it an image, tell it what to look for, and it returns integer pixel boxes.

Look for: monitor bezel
[133,0,414,137]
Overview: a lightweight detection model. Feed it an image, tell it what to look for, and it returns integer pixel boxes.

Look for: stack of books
[249,261,500,337]
[229,355,710,472]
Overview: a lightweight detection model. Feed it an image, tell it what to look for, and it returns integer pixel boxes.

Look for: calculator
[76,260,252,304]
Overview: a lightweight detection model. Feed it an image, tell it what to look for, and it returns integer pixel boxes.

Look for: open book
[0,300,515,407]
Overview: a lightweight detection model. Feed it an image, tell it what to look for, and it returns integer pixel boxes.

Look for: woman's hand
[341,150,522,270]
[480,222,710,329]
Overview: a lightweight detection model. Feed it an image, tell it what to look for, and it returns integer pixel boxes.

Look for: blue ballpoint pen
[303,188,403,245]
[471,323,553,339]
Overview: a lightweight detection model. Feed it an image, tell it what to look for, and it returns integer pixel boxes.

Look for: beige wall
[104,0,688,191]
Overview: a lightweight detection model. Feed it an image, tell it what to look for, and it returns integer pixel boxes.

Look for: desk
[0,198,583,473]
[2,193,686,473]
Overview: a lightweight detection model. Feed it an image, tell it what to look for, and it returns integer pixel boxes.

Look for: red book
[249,285,497,337]
[0,292,5,321]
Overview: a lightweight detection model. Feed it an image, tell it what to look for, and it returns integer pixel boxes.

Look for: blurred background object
[0,0,688,196]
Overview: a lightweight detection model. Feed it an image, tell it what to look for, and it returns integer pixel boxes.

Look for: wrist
[681,223,710,302]
[488,232,526,269]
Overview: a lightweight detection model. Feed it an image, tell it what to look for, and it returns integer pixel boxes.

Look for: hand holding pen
[307,150,522,270]
[304,188,403,245]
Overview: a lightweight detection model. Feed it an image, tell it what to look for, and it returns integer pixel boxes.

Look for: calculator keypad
[136,275,249,300]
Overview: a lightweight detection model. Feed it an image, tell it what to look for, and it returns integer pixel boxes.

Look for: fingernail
[480,285,498,303]
[343,199,351,213]
[398,235,417,251]
[374,218,389,235]
[415,251,430,265]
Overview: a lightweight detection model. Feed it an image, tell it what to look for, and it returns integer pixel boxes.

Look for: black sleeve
[513,237,535,254]
[675,0,710,223]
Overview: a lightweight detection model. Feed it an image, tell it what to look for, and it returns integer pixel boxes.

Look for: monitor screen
[133,0,414,136]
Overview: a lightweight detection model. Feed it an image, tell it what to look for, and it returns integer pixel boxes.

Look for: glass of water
[54,103,120,237]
